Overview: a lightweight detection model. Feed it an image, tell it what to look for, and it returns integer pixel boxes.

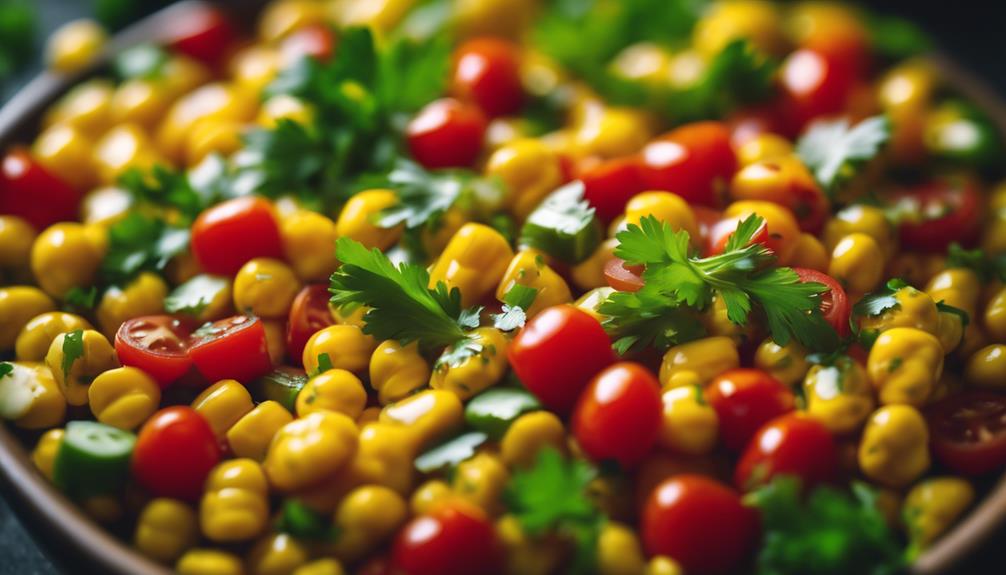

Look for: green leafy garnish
[113,43,169,80]
[61,330,85,380]
[600,287,705,355]
[492,285,539,332]
[503,448,605,574]
[119,164,222,224]
[276,500,339,542]
[414,431,489,473]
[100,212,190,287]
[747,477,905,575]
[852,278,909,318]
[797,115,891,195]
[936,300,970,330]
[316,353,334,374]
[0,1,35,81]
[867,12,933,60]
[0,362,12,379]
[465,387,542,440]
[64,286,98,311]
[520,182,603,264]
[164,274,229,316]
[945,243,1006,282]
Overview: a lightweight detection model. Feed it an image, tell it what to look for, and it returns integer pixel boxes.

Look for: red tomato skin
[691,206,723,256]
[190,196,284,276]
[709,216,779,256]
[793,268,850,338]
[927,391,1006,476]
[407,98,487,170]
[451,38,524,117]
[638,122,737,208]
[580,157,647,223]
[132,407,221,501]
[391,504,501,575]
[0,149,81,230]
[603,258,644,292]
[734,413,838,492]
[893,179,982,253]
[509,305,616,414]
[115,316,196,388]
[165,6,235,65]
[706,369,796,452]
[286,284,336,364]
[188,316,273,383]
[572,362,662,468]
[280,24,335,63]
[642,475,758,575]
[779,49,856,131]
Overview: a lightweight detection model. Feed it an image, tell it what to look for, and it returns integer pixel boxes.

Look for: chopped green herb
[465,387,542,440]
[797,115,891,196]
[852,279,908,318]
[316,353,334,374]
[866,12,933,60]
[100,212,190,287]
[520,181,603,264]
[0,362,12,379]
[113,43,169,80]
[415,431,489,474]
[64,286,98,311]
[945,243,1006,282]
[61,330,85,380]
[164,274,229,316]
[492,285,539,332]
[276,500,339,542]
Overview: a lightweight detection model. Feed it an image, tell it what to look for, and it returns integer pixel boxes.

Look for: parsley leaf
[853,278,909,318]
[119,164,223,224]
[492,285,539,332]
[100,212,190,287]
[600,288,705,355]
[520,182,603,263]
[797,115,891,195]
[276,500,340,542]
[164,274,230,317]
[945,243,1006,282]
[61,330,85,380]
[0,362,12,379]
[63,286,98,311]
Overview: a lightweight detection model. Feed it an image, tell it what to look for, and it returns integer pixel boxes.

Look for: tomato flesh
[451,38,524,117]
[115,316,195,389]
[706,368,796,452]
[407,98,487,170]
[391,504,501,575]
[927,391,1006,476]
[735,413,838,492]
[132,407,221,501]
[603,258,644,292]
[191,196,284,276]
[0,149,81,231]
[188,315,273,384]
[287,284,336,365]
[793,268,851,337]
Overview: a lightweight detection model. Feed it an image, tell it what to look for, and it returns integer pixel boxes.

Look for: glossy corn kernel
[496,251,573,317]
[500,410,565,468]
[430,224,514,307]
[110,78,173,129]
[135,498,199,563]
[486,139,565,221]
[803,358,875,435]
[88,367,161,430]
[249,533,310,575]
[335,0,416,32]
[46,19,107,73]
[431,327,510,400]
[858,405,930,488]
[32,428,64,481]
[297,369,368,420]
[926,268,981,316]
[496,513,563,575]
[380,389,464,452]
[753,338,809,387]
[693,0,783,57]
[230,44,282,96]
[334,189,403,252]
[191,379,255,439]
[659,336,740,389]
[233,258,302,319]
[30,223,107,299]
[867,327,944,406]
[624,192,700,241]
[15,311,93,361]
[878,60,938,164]
[264,411,359,492]
[964,344,1006,389]
[611,43,673,85]
[597,521,647,575]
[571,239,618,291]
[331,485,409,562]
[227,400,294,461]
[736,133,794,166]
[259,0,327,41]
[0,216,36,275]
[859,285,940,342]
[828,233,885,295]
[45,329,117,406]
[157,83,256,162]
[96,272,169,338]
[410,479,456,515]
[281,210,339,282]
[453,452,510,514]
[302,324,377,375]
[93,124,169,185]
[44,80,114,137]
[258,94,315,128]
[369,340,431,405]
[176,549,244,575]
[292,560,346,575]
[903,477,974,558]
[0,362,66,430]
[185,120,245,166]
[658,385,719,455]
[200,459,270,542]
[32,123,97,190]
[729,155,823,218]
[0,287,56,351]
[573,107,652,160]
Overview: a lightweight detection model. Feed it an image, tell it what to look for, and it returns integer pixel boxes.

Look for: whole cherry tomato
[132,407,221,501]
[279,24,335,64]
[889,178,982,253]
[793,268,850,337]
[642,475,758,575]
[572,362,662,469]
[391,503,501,575]
[580,157,647,223]
[191,196,284,276]
[286,284,336,365]
[187,315,273,383]
[779,49,857,131]
[165,5,235,65]
[0,149,80,231]
[735,413,838,492]
[691,205,723,256]
[407,98,487,170]
[451,37,524,117]
[706,368,795,452]
[115,316,195,388]
[603,258,644,292]
[927,391,1006,476]
[509,305,616,414]
[708,215,779,256]
[638,122,737,208]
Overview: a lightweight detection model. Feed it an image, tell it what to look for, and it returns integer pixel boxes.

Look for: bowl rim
[1,3,1006,574]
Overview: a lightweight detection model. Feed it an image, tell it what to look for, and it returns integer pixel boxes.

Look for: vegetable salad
[1,0,1005,574]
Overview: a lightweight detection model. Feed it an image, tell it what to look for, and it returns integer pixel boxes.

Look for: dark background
[2,1,1006,574]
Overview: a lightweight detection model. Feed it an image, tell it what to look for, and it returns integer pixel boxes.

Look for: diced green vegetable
[924,101,1002,169]
[519,182,603,264]
[53,421,136,499]
[276,499,339,541]
[464,387,542,439]
[249,368,309,413]
[113,43,169,80]
[164,274,230,316]
[414,431,488,474]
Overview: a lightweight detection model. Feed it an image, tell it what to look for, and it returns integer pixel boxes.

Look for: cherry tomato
[603,258,644,292]
[580,157,647,224]
[735,413,838,492]
[286,284,336,365]
[407,98,487,170]
[691,206,723,256]
[451,37,524,117]
[889,178,982,253]
[927,391,1006,476]
[391,504,501,575]
[779,49,856,131]
[642,475,758,575]
[165,5,235,65]
[572,362,662,469]
[639,122,737,208]
[706,368,796,452]
[708,215,779,256]
[188,315,273,384]
[728,104,792,144]
[509,305,616,414]
[115,316,195,389]
[279,24,335,64]
[132,407,221,501]
[791,268,850,337]
[190,196,284,276]
[0,149,80,231]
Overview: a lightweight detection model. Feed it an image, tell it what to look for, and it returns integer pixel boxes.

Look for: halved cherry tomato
[132,406,221,501]
[734,413,838,492]
[642,475,758,575]
[793,268,850,337]
[279,24,335,63]
[706,368,795,452]
[927,391,1006,476]
[889,178,982,252]
[0,149,81,231]
[391,503,501,575]
[572,362,662,469]
[708,215,778,256]
[115,316,195,389]
[191,196,284,276]
[638,122,737,208]
[509,305,616,414]
[165,5,236,65]
[580,157,647,223]
[188,315,273,383]
[451,38,524,118]
[286,284,336,365]
[603,257,644,292]
[407,98,487,170]
[779,48,857,131]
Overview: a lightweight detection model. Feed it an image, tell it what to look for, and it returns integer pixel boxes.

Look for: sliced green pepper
[52,421,136,500]
[414,431,488,474]
[249,367,308,412]
[519,181,603,264]
[464,387,541,440]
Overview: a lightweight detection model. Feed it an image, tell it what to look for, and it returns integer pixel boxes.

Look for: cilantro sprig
[61,330,85,380]
[492,285,539,332]
[945,243,1006,282]
[797,115,891,196]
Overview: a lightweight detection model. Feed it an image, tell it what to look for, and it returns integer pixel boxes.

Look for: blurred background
[1,0,1006,573]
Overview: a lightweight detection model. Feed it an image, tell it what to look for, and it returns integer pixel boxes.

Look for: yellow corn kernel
[573,107,652,160]
[453,452,509,514]
[233,258,302,319]
[302,324,377,375]
[926,268,981,316]
[858,405,930,488]
[45,329,116,406]
[496,514,563,575]
[354,422,416,494]
[724,200,801,264]
[335,189,403,251]
[44,80,114,137]
[500,411,565,468]
[736,133,793,166]
[259,0,326,41]
[297,369,368,420]
[110,78,172,129]
[984,285,1006,342]
[828,233,885,295]
[410,479,455,515]
[936,308,965,353]
[185,119,244,166]
[496,251,573,317]
[879,60,938,164]
[135,498,198,564]
[454,0,535,39]
[227,401,293,461]
[421,207,469,258]
[659,336,740,389]
[667,50,707,89]
[176,549,244,575]
[96,272,168,338]
[281,210,339,282]
[331,485,408,562]
[597,521,647,575]
[251,533,310,575]
[380,389,464,452]
[200,459,270,542]
[1,363,65,430]
[822,205,898,258]
[0,287,56,351]
[983,214,1006,255]
[264,411,359,492]
[0,215,36,274]
[430,327,510,400]
[859,285,940,342]
[32,428,64,481]
[31,223,106,299]
[292,560,345,575]
[571,239,618,291]
[369,340,430,405]
[867,327,944,406]
[335,0,416,33]
[88,367,160,430]
[693,0,783,57]
[803,357,874,435]
[753,338,809,387]
[93,124,168,185]
[729,155,822,216]
[258,94,314,128]
[788,233,830,272]
[574,287,615,321]
[191,379,255,439]
[903,477,974,558]
[611,43,672,85]
[624,192,700,241]
[230,44,281,96]
[32,123,97,190]
[486,139,565,221]
[646,556,685,575]
[658,386,718,455]
[964,344,1006,389]
[157,83,256,162]
[159,55,212,100]
[81,186,132,227]
[15,311,92,361]
[46,19,107,73]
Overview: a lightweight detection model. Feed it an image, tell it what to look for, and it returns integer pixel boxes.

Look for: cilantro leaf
[276,500,339,542]
[61,329,85,380]
[797,115,891,195]
[853,279,909,318]
[119,164,221,224]
[492,285,539,331]
[0,362,12,379]
[64,286,98,311]
[600,288,706,355]
[945,243,1006,282]
[231,120,336,207]
[746,268,838,351]
[100,212,190,287]
[315,353,334,375]
[164,274,229,317]
[520,181,603,263]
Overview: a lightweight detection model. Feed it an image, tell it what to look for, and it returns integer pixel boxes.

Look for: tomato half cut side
[287,284,337,365]
[927,391,1006,476]
[793,268,850,337]
[604,258,644,292]
[115,316,196,389]
[188,315,273,384]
